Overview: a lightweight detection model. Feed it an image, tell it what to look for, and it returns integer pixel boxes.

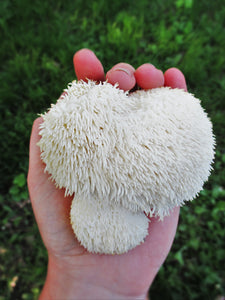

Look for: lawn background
[0,0,225,299]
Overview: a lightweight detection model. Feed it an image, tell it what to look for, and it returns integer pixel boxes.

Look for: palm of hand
[29,116,179,298]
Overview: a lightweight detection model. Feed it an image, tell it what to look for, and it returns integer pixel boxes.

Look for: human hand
[27,49,187,300]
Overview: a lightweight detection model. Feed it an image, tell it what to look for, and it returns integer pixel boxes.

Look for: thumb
[27,117,47,192]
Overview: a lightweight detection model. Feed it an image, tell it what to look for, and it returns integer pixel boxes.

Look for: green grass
[0,0,225,299]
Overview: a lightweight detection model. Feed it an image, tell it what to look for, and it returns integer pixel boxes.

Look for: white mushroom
[70,194,149,254]
[38,80,215,254]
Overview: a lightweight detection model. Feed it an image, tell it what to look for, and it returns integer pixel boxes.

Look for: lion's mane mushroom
[38,80,215,254]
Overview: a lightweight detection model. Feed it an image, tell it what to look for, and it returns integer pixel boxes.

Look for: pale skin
[27,50,187,300]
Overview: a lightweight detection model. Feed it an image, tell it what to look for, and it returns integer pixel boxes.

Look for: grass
[0,0,225,299]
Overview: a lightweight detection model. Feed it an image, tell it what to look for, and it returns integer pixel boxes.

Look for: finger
[59,91,67,99]
[164,67,187,91]
[73,48,105,82]
[28,116,68,200]
[28,117,64,199]
[106,62,136,91]
[27,117,46,188]
[134,63,164,90]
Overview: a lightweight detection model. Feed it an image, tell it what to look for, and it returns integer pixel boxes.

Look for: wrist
[39,255,147,300]
[39,255,80,300]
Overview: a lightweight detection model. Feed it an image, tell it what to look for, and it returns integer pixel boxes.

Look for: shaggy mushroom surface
[38,81,215,254]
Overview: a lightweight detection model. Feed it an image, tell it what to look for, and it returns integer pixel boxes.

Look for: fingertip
[73,48,105,82]
[164,68,187,91]
[28,117,45,183]
[106,63,136,91]
[30,117,43,151]
[32,117,43,134]
[134,63,165,90]
[59,91,67,99]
